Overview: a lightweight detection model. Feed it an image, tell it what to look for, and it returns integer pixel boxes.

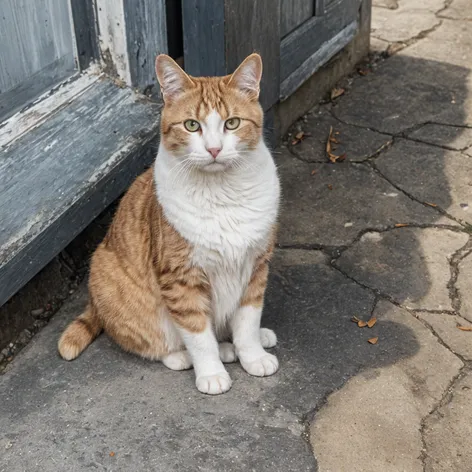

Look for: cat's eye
[225,117,241,130]
[184,120,201,132]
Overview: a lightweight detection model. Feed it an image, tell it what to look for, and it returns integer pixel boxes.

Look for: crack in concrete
[448,238,472,312]
[419,363,471,471]
[411,308,456,315]
[436,0,455,18]
[403,135,472,153]
[328,107,392,137]
[418,315,467,360]
[372,17,444,58]
[368,160,465,226]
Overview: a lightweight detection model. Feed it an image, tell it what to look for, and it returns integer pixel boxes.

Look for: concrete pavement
[1,1,472,470]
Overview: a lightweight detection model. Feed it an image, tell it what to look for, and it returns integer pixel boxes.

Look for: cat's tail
[58,304,102,360]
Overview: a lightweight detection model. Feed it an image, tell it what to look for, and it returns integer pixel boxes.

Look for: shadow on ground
[0,55,471,471]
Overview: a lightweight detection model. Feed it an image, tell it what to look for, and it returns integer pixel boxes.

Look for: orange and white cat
[58,53,280,395]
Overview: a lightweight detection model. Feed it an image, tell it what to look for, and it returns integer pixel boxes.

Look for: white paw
[196,372,232,395]
[162,351,192,371]
[260,328,277,348]
[219,342,237,363]
[241,353,279,377]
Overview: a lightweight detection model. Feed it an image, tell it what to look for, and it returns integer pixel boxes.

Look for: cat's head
[155,53,264,173]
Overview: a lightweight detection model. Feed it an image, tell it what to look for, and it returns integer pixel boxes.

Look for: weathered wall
[274,0,372,138]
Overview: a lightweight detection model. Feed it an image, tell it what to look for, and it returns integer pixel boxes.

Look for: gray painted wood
[315,0,326,15]
[280,20,357,100]
[280,0,360,81]
[0,80,160,307]
[224,0,281,111]
[280,0,314,38]
[123,0,168,95]
[0,0,75,93]
[182,0,281,110]
[182,0,226,77]
[0,57,77,122]
[0,0,76,121]
[70,0,100,70]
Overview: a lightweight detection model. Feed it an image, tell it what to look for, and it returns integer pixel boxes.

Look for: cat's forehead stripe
[193,78,231,120]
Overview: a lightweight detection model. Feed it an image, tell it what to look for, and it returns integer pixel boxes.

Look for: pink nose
[207,147,221,159]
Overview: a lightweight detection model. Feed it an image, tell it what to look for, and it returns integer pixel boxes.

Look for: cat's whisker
[167,158,194,187]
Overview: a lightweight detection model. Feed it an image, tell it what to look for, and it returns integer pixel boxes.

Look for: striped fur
[58,54,280,395]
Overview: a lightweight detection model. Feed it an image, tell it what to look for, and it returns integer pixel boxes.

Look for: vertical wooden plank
[0,0,75,93]
[181,0,226,76]
[315,0,326,15]
[70,0,100,70]
[224,0,281,111]
[280,0,314,38]
[95,0,132,84]
[123,0,168,95]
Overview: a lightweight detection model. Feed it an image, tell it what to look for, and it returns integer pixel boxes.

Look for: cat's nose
[207,147,221,159]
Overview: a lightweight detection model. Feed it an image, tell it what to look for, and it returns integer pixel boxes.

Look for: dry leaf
[357,320,367,328]
[368,337,379,345]
[331,87,345,100]
[425,202,438,207]
[358,68,371,76]
[326,127,346,162]
[109,452,115,457]
[326,127,333,154]
[395,224,409,228]
[457,325,472,331]
[327,184,333,190]
[367,317,377,328]
[311,169,317,176]
[295,131,305,140]
[351,316,360,323]
[328,151,346,163]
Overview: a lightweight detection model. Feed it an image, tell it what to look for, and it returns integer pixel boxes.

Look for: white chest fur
[154,141,280,329]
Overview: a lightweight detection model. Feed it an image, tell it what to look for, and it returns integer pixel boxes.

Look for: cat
[58,53,280,395]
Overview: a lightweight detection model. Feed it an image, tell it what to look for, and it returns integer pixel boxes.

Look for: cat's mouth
[202,160,227,173]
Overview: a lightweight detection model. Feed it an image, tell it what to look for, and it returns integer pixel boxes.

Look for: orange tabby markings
[57,53,278,395]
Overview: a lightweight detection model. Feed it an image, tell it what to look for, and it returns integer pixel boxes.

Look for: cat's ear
[228,53,262,100]
[155,55,194,103]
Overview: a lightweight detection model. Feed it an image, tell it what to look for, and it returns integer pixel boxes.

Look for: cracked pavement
[1,1,472,471]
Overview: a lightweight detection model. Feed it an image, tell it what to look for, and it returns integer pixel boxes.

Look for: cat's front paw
[196,372,232,395]
[241,353,279,377]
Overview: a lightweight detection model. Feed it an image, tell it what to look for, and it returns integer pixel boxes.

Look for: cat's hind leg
[260,328,277,349]
[219,342,237,363]
[162,350,192,370]
[162,343,237,371]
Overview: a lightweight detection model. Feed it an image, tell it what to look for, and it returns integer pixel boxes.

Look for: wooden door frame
[181,0,281,113]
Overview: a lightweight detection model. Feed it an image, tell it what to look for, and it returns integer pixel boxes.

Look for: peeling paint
[0,72,101,150]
